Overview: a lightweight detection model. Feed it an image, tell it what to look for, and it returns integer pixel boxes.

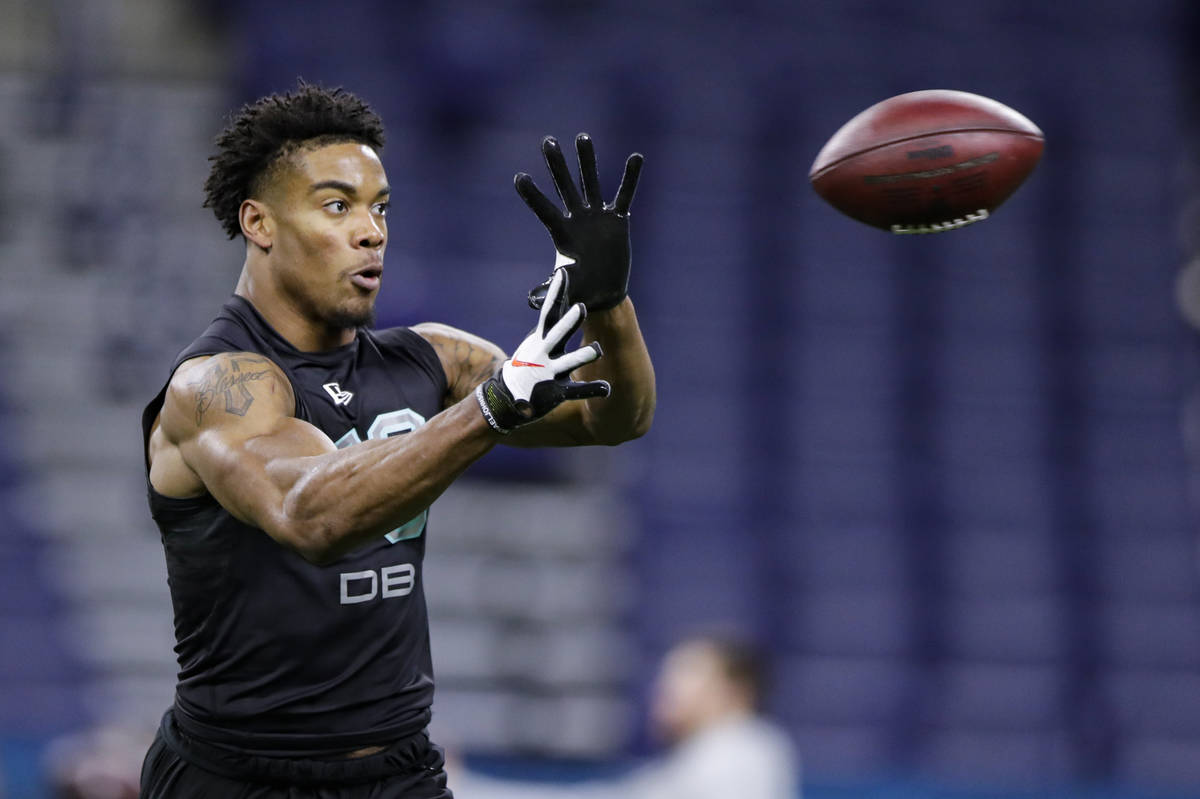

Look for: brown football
[809,90,1044,234]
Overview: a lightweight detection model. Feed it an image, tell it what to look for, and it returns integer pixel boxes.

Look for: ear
[239,199,273,253]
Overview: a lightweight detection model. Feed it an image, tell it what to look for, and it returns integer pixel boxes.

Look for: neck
[235,259,356,352]
[686,705,752,740]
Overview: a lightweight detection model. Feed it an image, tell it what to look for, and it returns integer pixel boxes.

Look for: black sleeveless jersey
[141,295,448,755]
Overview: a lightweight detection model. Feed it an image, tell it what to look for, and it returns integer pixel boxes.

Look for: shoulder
[625,722,797,799]
[366,324,425,350]
[712,718,794,758]
[410,323,505,406]
[410,322,505,358]
[365,323,491,367]
[171,296,262,366]
[161,352,295,442]
[364,324,457,397]
[678,719,796,782]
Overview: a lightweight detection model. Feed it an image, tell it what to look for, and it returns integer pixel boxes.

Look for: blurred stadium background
[2,0,1200,796]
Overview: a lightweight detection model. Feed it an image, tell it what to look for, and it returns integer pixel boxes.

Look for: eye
[373,201,390,217]
[324,199,348,214]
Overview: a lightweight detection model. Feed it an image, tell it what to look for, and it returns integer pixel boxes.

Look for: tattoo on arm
[461,341,504,389]
[429,336,503,403]
[192,355,275,426]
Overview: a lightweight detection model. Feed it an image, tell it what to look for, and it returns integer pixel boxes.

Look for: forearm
[269,399,497,562]
[575,297,655,443]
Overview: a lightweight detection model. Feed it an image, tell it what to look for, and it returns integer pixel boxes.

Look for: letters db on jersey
[340,563,415,604]
[329,410,426,605]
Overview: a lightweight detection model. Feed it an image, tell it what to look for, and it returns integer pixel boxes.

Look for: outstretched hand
[516,134,643,312]
[475,269,611,434]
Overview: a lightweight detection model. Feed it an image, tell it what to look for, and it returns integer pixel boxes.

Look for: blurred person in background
[138,82,654,798]
[44,726,145,799]
[451,633,799,799]
[635,633,799,799]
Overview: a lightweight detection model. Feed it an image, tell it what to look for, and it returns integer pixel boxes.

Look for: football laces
[890,208,990,235]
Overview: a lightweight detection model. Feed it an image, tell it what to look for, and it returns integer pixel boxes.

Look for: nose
[355,212,385,249]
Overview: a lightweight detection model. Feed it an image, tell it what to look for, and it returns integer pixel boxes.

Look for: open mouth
[350,266,382,290]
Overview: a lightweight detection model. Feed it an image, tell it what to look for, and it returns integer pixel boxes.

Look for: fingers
[514,173,566,236]
[537,269,568,332]
[612,152,644,216]
[542,136,583,213]
[530,135,643,217]
[545,301,586,349]
[552,340,602,375]
[562,379,611,401]
[576,133,603,209]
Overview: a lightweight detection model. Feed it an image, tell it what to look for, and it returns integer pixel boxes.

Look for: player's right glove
[475,269,611,434]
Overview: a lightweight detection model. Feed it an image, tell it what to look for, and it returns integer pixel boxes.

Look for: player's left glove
[515,133,643,313]
[475,269,611,434]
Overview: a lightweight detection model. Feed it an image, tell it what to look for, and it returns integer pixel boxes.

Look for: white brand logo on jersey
[322,382,354,406]
[340,563,416,604]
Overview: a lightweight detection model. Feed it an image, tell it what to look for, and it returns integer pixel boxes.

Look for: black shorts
[140,710,453,798]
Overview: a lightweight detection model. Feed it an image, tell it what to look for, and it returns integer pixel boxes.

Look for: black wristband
[475,379,522,434]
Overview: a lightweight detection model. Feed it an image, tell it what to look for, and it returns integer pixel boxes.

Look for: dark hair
[687,633,769,710]
[203,82,386,239]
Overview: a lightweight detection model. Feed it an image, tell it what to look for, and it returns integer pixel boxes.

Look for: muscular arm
[148,352,500,565]
[414,295,655,447]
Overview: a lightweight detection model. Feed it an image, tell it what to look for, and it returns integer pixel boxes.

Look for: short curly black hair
[203,82,386,239]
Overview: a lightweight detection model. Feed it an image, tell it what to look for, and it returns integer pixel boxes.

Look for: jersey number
[333,409,427,543]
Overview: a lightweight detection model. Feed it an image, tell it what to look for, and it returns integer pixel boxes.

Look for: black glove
[475,269,611,434]
[515,133,644,312]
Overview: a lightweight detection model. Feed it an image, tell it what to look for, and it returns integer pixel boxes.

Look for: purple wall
[215,0,1200,788]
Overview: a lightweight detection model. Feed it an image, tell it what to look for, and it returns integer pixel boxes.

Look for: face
[649,641,731,744]
[260,141,390,331]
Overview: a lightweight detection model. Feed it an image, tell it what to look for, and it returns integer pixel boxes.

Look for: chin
[655,725,687,747]
[324,303,376,330]
[649,714,684,746]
